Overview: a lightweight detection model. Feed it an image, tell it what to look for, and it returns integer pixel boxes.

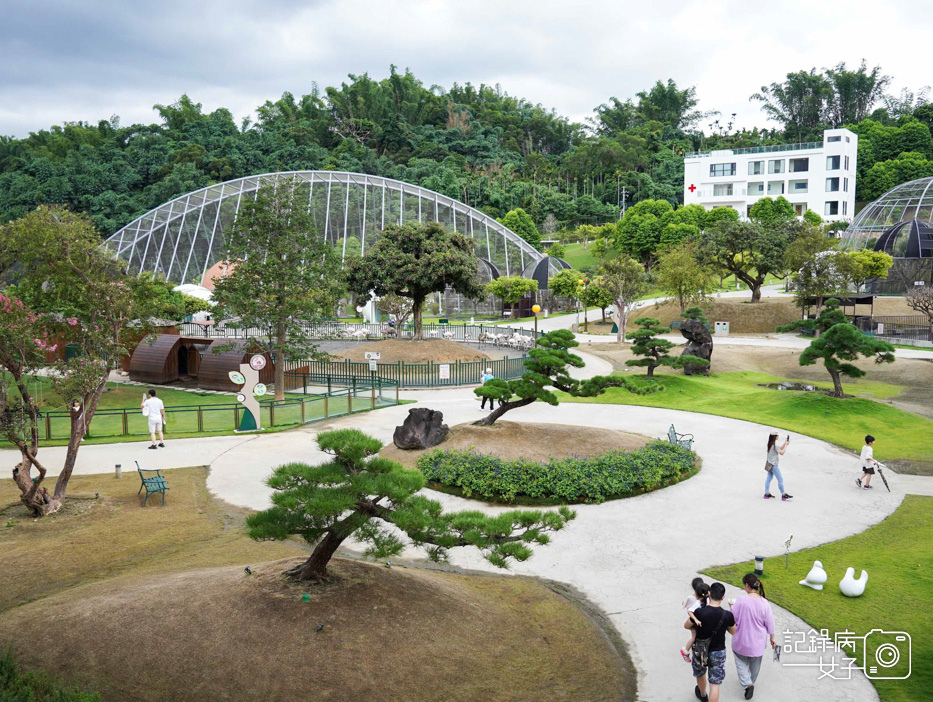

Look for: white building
[683,128,858,222]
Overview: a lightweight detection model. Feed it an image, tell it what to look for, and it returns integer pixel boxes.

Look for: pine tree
[625,317,708,378]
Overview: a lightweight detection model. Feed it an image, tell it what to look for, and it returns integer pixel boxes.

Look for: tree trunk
[52,378,108,506]
[750,284,762,303]
[412,296,424,341]
[275,317,287,400]
[287,529,348,581]
[827,368,845,398]
[473,396,536,426]
[646,363,655,378]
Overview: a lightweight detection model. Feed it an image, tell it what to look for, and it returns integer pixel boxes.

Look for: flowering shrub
[417,440,696,503]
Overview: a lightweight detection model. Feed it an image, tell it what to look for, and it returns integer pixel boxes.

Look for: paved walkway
[8,348,930,700]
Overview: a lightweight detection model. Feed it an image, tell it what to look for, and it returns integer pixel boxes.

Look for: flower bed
[417,440,697,503]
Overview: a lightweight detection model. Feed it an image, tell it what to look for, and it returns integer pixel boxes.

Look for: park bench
[136,461,169,506]
[664,424,694,450]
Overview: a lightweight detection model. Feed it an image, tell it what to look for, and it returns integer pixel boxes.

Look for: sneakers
[695,684,709,701]
[148,445,158,450]
[864,484,873,490]
[158,442,165,448]
[745,684,755,699]
[763,493,775,499]
[782,493,793,501]
[856,478,862,488]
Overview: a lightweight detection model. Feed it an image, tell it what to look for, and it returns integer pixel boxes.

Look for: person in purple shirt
[729,573,778,700]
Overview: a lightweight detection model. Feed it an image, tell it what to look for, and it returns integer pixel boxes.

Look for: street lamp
[532,304,541,342]
[577,278,590,332]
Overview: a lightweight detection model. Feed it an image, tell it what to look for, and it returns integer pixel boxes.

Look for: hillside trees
[702,219,797,302]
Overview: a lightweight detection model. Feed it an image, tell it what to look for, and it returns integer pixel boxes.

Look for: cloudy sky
[2,0,930,138]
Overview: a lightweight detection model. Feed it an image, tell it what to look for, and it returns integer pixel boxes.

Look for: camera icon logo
[862,629,911,680]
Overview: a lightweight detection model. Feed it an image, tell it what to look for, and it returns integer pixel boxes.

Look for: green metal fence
[29,378,398,441]
[285,355,529,389]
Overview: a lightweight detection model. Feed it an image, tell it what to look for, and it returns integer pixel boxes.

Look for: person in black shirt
[684,582,736,702]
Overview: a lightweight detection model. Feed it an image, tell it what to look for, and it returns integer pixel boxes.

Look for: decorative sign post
[784,534,794,569]
[229,354,267,432]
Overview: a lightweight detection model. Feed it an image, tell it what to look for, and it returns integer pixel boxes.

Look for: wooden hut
[128,334,204,384]
[197,340,275,392]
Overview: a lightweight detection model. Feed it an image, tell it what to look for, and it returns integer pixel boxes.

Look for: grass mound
[381,421,651,469]
[338,339,491,363]
[629,297,800,334]
[705,495,933,702]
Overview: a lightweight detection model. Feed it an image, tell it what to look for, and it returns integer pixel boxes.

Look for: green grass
[0,648,99,701]
[705,495,933,702]
[559,371,933,463]
[561,243,598,271]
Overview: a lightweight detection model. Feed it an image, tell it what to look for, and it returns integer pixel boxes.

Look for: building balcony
[685,141,822,159]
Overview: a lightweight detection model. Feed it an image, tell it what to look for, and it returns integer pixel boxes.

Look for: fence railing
[854,315,932,343]
[25,377,399,442]
[285,354,529,388]
[178,320,542,343]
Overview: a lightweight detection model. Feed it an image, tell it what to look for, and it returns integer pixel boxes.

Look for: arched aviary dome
[521,255,572,290]
[873,220,933,258]
[102,171,543,285]
[841,177,933,251]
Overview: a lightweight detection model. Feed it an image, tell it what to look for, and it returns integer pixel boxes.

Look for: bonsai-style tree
[211,183,345,400]
[797,308,895,398]
[906,285,933,326]
[701,220,796,302]
[655,240,716,312]
[246,428,574,581]
[626,317,708,378]
[0,206,151,516]
[599,255,649,343]
[485,275,538,317]
[345,222,482,340]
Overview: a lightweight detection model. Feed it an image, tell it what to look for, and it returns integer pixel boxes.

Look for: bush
[417,440,696,503]
[0,648,100,701]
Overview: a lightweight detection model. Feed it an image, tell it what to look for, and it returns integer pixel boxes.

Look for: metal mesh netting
[841,177,933,251]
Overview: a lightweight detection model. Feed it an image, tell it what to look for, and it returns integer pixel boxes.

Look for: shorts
[692,648,726,685]
[862,466,875,475]
[148,417,163,432]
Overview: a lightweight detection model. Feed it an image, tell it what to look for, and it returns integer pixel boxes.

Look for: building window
[767,181,785,195]
[790,180,808,193]
[844,177,848,192]
[843,201,848,215]
[794,204,805,216]
[748,181,764,195]
[827,155,841,170]
[768,159,784,174]
[710,163,736,177]
[827,135,842,142]
[789,158,809,173]
[846,136,850,143]
[825,201,839,216]
[826,177,840,192]
[748,161,764,176]
[844,155,850,170]
[713,183,734,196]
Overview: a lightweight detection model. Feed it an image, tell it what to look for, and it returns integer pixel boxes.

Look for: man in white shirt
[856,434,878,489]
[141,389,167,449]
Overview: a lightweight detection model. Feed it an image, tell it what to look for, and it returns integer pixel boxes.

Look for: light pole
[578,278,590,332]
[532,304,541,343]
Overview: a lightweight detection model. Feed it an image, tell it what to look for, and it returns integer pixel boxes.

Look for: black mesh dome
[873,220,933,258]
[521,256,572,289]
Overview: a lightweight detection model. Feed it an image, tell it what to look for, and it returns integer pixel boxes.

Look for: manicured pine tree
[625,317,708,378]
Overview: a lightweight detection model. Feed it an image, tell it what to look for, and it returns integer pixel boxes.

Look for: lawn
[705,495,933,702]
[561,242,599,271]
[559,371,933,464]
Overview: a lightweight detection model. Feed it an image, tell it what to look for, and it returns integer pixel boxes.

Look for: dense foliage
[0,649,100,701]
[417,440,696,503]
[3,63,927,243]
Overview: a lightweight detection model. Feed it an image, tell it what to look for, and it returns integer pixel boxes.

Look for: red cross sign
[688,184,696,193]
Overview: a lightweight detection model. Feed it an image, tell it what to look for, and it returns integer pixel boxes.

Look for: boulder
[393,408,449,450]
[680,319,713,376]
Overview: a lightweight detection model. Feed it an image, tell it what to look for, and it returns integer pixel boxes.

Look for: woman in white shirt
[857,434,878,489]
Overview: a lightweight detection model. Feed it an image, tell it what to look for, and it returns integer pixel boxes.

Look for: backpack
[691,609,726,667]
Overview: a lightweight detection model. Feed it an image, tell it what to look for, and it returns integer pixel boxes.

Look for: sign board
[369,360,377,372]
[364,352,381,360]
[876,323,884,335]
[438,363,450,380]
[249,354,267,371]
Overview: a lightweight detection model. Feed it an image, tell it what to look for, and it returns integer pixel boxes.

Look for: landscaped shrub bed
[417,440,696,503]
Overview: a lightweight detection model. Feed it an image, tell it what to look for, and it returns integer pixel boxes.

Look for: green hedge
[0,648,99,701]
[417,440,696,503]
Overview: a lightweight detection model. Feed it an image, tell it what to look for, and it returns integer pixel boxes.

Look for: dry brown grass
[626,297,800,334]
[338,339,491,363]
[0,468,633,702]
[381,420,652,468]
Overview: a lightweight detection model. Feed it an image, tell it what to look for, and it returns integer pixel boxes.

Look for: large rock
[680,319,713,376]
[393,408,449,450]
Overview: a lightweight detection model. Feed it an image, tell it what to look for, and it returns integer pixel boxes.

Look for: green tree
[1,207,149,516]
[211,184,344,400]
[750,69,833,141]
[705,206,740,226]
[583,276,615,322]
[613,199,674,266]
[546,242,566,258]
[749,196,797,226]
[375,293,413,328]
[135,273,211,319]
[598,255,649,343]
[803,209,823,226]
[501,208,541,250]
[702,220,795,302]
[843,250,894,292]
[548,268,584,308]
[245,428,575,580]
[655,240,716,312]
[796,304,895,397]
[625,317,708,378]
[345,221,482,340]
[485,276,538,315]
[824,60,891,125]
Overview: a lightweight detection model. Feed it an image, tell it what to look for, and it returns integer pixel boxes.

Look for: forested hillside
[1,63,930,237]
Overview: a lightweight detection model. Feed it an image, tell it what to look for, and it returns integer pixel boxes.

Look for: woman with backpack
[729,573,778,700]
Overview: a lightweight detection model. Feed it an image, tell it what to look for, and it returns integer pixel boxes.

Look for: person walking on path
[685,582,736,702]
[680,578,709,662]
[857,434,879,490]
[764,432,792,501]
[730,573,777,700]
[479,368,497,410]
[141,389,166,449]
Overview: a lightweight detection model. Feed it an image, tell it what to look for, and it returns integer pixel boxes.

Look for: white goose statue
[839,567,868,597]
[799,560,828,590]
